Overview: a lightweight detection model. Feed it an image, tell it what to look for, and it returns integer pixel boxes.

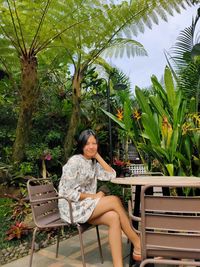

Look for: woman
[58,129,141,267]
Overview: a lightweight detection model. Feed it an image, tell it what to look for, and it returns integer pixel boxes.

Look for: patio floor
[2,226,130,267]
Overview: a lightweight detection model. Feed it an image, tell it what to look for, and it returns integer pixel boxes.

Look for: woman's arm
[95,152,115,173]
[59,156,81,202]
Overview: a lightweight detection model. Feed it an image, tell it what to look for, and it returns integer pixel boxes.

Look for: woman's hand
[93,191,105,199]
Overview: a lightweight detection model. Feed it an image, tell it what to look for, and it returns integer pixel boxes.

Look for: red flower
[113,158,125,167]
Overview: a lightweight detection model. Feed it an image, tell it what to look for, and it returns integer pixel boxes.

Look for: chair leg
[77,225,87,267]
[29,227,38,267]
[95,226,104,264]
[56,228,60,258]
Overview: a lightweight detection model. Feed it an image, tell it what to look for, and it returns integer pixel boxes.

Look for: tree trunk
[12,53,39,163]
[64,69,82,159]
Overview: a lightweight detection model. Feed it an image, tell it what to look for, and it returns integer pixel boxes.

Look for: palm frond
[169,7,200,70]
[166,6,200,107]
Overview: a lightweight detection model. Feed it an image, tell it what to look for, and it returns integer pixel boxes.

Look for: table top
[111,176,200,186]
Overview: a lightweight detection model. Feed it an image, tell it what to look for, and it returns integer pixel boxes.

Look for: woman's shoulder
[62,155,82,170]
[66,154,85,165]
[63,154,94,168]
[70,154,82,160]
[66,154,80,162]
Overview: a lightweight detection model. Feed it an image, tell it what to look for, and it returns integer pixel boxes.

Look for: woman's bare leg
[88,211,123,267]
[89,196,140,253]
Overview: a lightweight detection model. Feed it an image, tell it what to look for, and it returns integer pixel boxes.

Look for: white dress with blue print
[58,154,116,224]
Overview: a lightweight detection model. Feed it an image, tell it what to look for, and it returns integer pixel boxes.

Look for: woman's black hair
[76,129,98,154]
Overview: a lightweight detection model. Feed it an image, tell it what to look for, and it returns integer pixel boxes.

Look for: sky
[109,3,199,92]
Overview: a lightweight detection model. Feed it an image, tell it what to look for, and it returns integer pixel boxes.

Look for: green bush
[0,198,15,249]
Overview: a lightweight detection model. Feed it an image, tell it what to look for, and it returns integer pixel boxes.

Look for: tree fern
[102,38,147,58]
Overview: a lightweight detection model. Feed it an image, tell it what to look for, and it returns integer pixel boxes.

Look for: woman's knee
[106,211,120,226]
[107,195,122,205]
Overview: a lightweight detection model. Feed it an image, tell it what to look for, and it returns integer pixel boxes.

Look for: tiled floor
[2,226,130,267]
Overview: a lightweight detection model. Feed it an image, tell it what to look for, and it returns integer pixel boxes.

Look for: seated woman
[58,129,141,267]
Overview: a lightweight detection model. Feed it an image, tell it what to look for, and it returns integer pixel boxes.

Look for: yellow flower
[161,116,173,147]
[116,109,123,121]
[182,122,191,135]
[133,109,141,120]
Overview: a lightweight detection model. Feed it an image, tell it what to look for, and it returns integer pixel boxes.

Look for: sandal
[133,250,141,262]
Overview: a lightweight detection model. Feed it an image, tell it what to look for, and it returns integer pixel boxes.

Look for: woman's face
[83,135,98,159]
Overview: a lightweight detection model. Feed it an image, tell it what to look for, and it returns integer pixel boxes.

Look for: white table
[111,176,200,186]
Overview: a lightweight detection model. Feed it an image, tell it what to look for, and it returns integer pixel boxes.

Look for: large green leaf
[101,109,125,130]
[123,100,133,132]
[188,97,196,113]
[149,95,169,118]
[175,151,190,166]
[141,113,160,146]
[182,136,192,162]
[165,164,174,176]
[139,143,170,162]
[151,75,168,104]
[176,97,187,126]
[151,145,170,162]
[169,127,180,161]
[123,100,140,140]
[164,66,176,112]
[135,86,152,115]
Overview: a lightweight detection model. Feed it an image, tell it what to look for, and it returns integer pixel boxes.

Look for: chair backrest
[140,184,200,261]
[27,178,68,228]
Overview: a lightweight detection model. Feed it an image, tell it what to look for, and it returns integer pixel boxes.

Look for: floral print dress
[58,154,116,224]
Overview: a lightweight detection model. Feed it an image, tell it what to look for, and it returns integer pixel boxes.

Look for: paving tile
[2,226,129,267]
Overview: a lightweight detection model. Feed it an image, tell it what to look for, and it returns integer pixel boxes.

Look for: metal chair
[140,183,200,267]
[27,178,103,267]
[126,164,164,267]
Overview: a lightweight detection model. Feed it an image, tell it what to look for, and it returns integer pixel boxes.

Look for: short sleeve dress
[58,154,116,224]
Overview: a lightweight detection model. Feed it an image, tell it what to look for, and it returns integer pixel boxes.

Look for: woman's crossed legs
[88,195,141,267]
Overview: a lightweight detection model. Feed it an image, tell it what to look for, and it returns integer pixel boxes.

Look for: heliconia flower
[116,109,123,121]
[161,116,172,147]
[182,122,191,135]
[133,109,141,120]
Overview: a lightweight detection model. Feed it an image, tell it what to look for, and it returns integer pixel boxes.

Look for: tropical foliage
[103,66,200,177]
[0,0,195,162]
[168,7,200,110]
